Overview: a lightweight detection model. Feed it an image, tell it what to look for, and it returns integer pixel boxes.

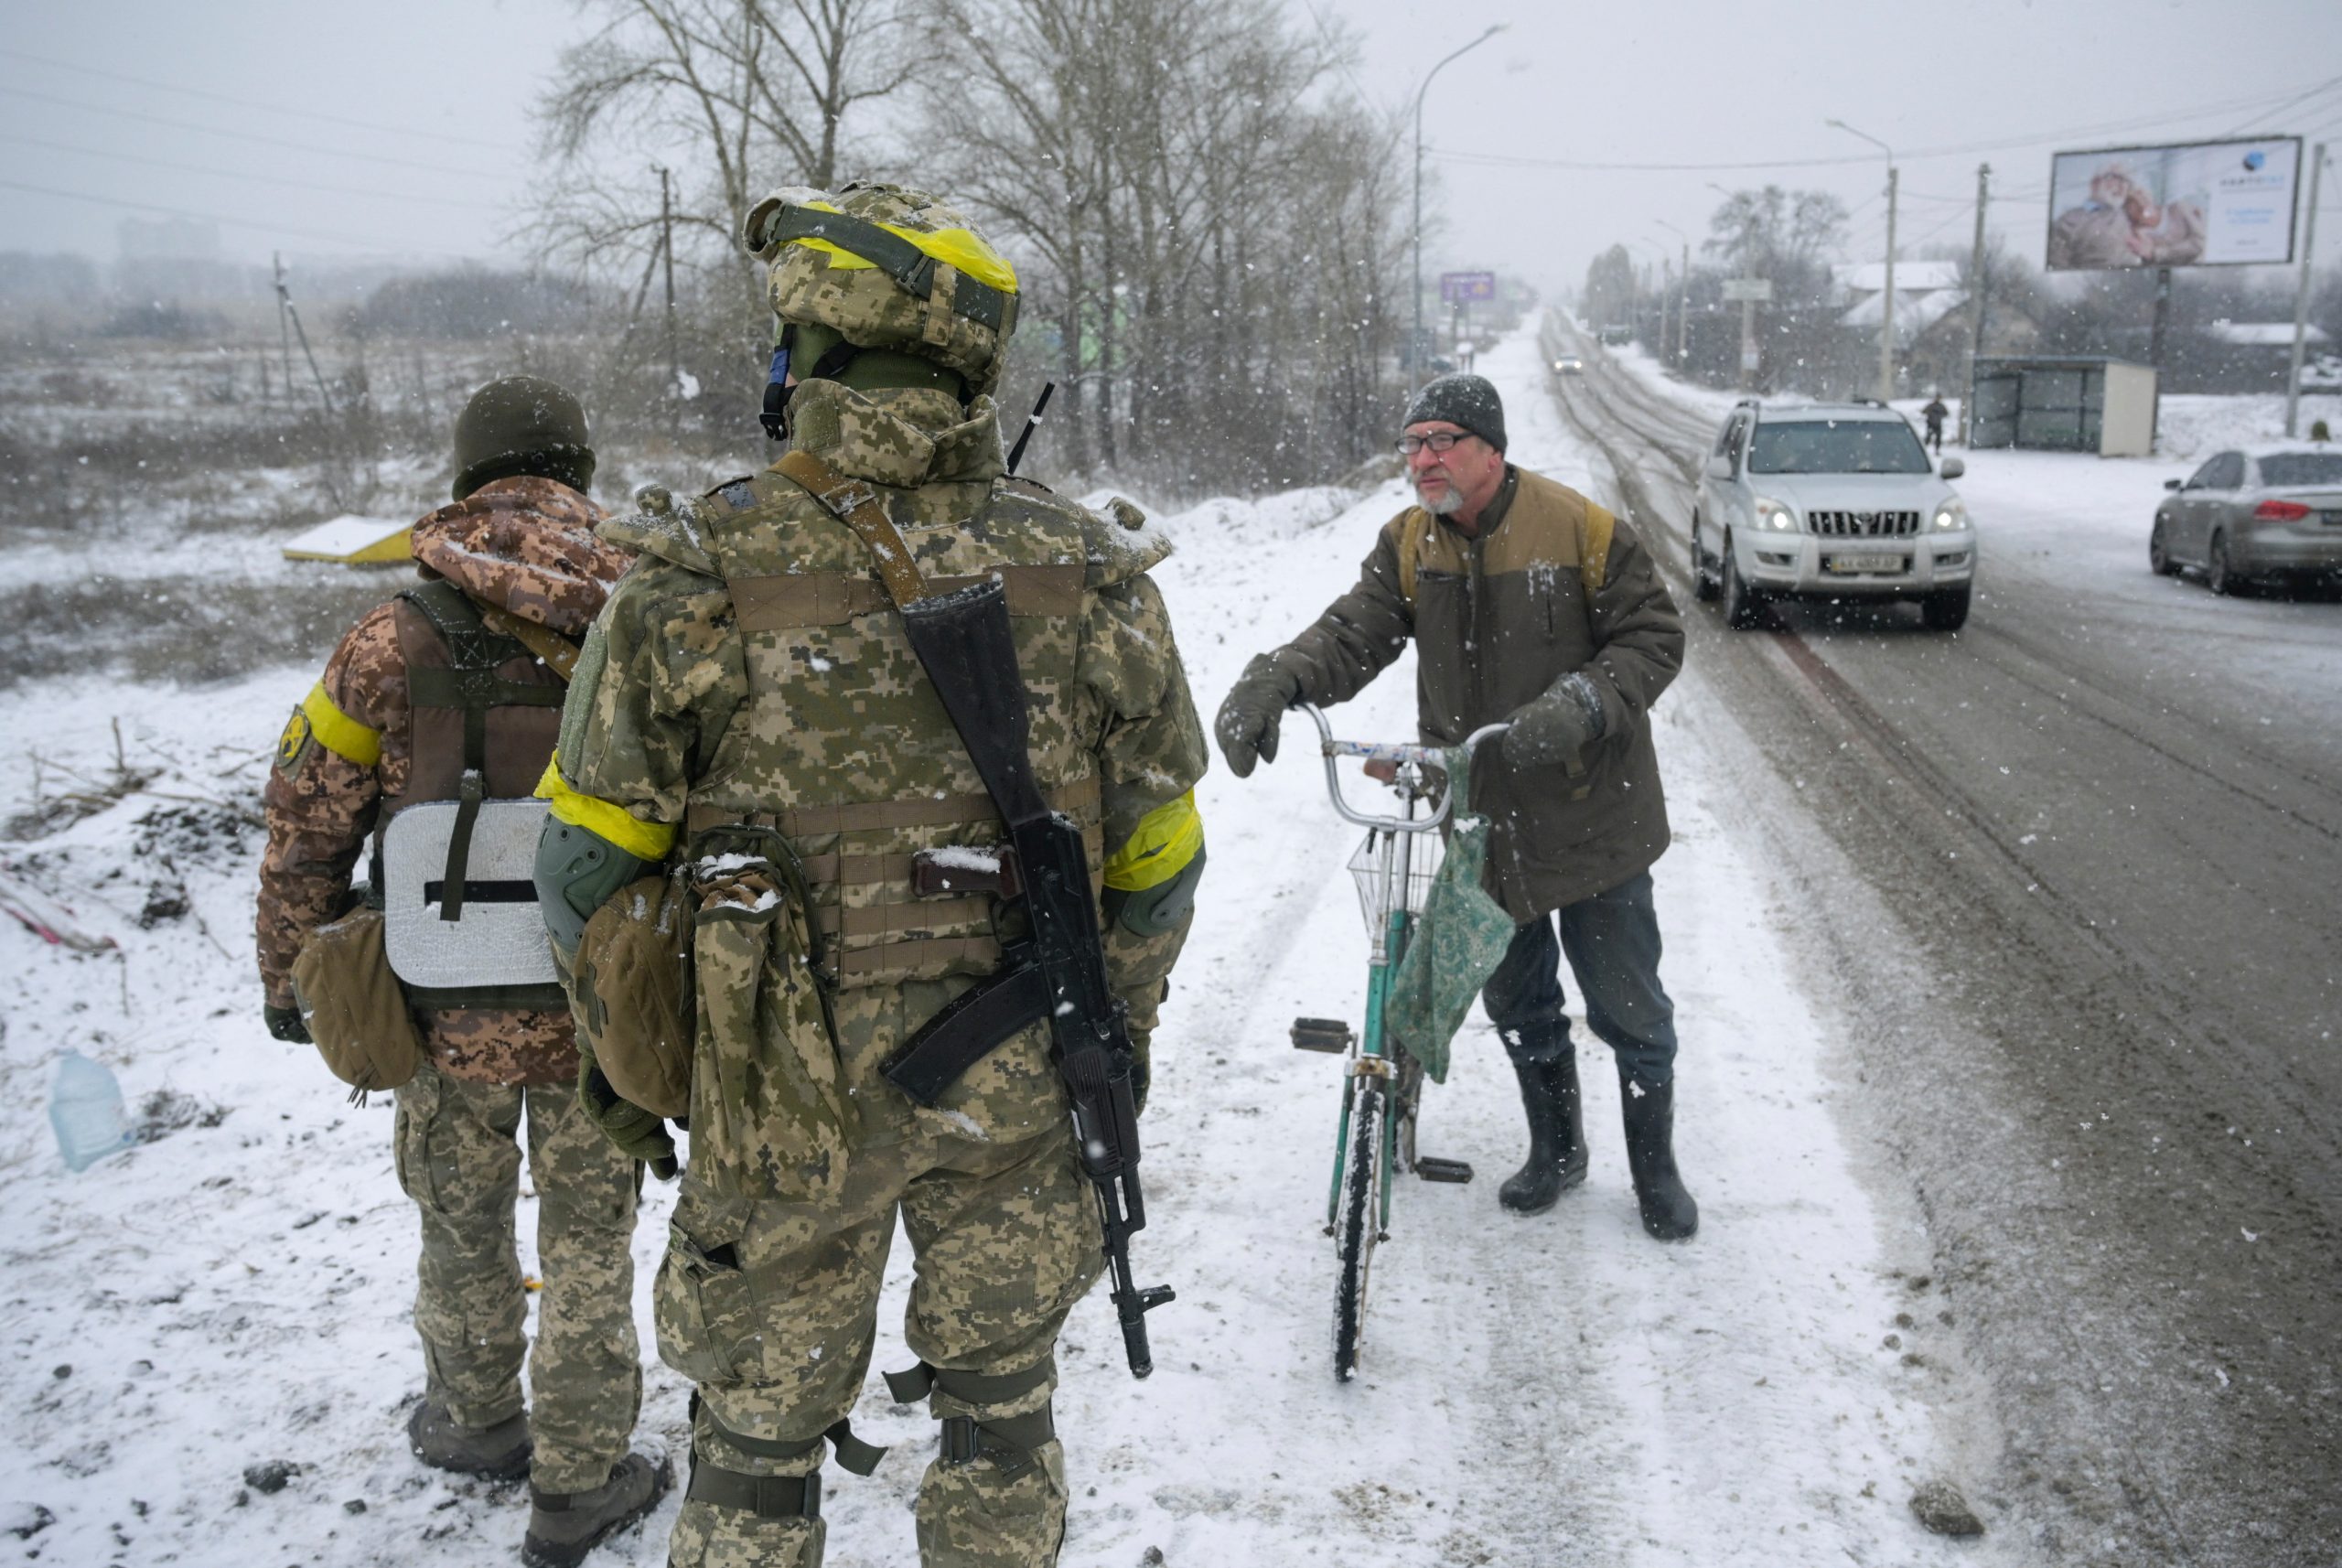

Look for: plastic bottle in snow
[49,1049,135,1172]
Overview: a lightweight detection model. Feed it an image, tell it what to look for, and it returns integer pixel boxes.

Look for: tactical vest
[682,474,1105,990]
[375,578,570,1009]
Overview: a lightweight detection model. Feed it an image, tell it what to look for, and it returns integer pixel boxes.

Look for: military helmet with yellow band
[742,181,1018,401]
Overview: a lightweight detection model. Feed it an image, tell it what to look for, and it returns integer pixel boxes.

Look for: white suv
[1692,399,1977,631]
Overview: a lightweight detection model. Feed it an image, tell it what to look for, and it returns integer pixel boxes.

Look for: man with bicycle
[1214,372,1697,1240]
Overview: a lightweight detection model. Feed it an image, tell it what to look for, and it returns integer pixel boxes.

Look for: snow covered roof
[1841,286,1970,341]
[1832,261,1962,295]
[2204,321,2330,349]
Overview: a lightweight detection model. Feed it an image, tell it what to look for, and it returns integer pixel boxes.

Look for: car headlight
[1754,496,1799,532]
[1931,497,1968,532]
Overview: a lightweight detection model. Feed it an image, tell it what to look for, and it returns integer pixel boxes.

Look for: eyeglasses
[1394,431,1471,456]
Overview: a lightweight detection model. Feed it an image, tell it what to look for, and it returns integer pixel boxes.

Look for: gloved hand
[264,1003,312,1045]
[1504,671,1606,773]
[579,1047,679,1179]
[1214,654,1303,779]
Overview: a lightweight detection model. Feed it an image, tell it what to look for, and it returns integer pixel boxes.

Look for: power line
[0,84,507,182]
[0,131,509,213]
[0,45,515,151]
[1428,73,2342,175]
[0,177,481,258]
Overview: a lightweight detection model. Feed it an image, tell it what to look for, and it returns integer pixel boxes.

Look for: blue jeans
[1481,872,1678,1088]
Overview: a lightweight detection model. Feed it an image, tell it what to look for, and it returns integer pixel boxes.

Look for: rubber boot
[521,1452,671,1568]
[1619,1071,1699,1240]
[406,1400,531,1482]
[1498,1049,1588,1214]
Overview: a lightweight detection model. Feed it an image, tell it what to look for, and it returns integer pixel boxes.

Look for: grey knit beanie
[1402,373,1506,453]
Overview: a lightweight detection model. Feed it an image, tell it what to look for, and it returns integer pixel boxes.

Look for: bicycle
[1286,704,1509,1381]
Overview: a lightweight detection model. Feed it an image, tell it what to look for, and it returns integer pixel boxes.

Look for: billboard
[1440,271,1496,304]
[2046,137,2302,271]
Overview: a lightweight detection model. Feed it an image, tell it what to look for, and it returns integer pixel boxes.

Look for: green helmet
[451,375,595,501]
[742,181,1019,401]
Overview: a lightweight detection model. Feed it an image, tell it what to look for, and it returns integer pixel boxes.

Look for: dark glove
[579,1047,679,1180]
[264,1003,312,1045]
[1214,654,1304,779]
[1503,671,1606,773]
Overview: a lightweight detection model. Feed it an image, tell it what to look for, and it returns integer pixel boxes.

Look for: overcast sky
[3,0,2338,296]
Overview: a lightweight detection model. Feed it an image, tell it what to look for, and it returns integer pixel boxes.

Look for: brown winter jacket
[1270,466,1682,919]
[256,476,630,1085]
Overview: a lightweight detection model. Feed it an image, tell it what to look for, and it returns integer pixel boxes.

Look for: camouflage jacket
[257,476,629,1085]
[1271,466,1682,918]
[552,379,1207,1151]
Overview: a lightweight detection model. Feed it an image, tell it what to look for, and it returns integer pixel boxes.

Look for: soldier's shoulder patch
[274,706,315,777]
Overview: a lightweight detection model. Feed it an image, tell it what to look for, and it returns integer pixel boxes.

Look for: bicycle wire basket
[1347,827,1445,933]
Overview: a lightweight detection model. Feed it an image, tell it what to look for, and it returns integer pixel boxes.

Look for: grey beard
[1417,483,1463,516]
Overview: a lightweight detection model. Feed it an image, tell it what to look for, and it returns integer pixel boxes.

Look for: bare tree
[910,0,1405,494]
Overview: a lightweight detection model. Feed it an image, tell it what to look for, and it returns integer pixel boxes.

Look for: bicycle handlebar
[1295,703,1509,833]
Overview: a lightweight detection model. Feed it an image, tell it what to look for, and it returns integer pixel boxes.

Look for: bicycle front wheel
[1332,1076,1389,1382]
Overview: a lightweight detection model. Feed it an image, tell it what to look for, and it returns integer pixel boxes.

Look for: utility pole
[2149,265,2172,454]
[1678,242,1690,364]
[2286,141,2327,438]
[659,166,680,440]
[1411,25,1505,396]
[1961,163,1991,446]
[1881,164,1899,403]
[274,252,293,399]
[1827,119,1897,402]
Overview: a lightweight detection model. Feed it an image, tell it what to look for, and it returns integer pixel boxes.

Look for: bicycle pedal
[1414,1157,1475,1184]
[1290,1016,1355,1053]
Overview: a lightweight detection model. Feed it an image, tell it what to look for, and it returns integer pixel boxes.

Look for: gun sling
[769,449,1058,1095]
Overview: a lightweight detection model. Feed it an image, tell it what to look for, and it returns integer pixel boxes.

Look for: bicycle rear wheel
[1332,1077,1389,1382]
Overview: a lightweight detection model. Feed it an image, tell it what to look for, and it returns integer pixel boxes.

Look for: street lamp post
[1827,118,1897,403]
[1413,24,1507,396]
[1656,220,1690,365]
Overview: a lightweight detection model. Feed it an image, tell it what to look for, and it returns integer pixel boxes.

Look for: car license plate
[1827,553,1903,574]
[2323,510,2342,526]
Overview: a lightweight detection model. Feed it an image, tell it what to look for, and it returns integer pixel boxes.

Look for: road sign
[1723,277,1774,303]
[1440,271,1496,304]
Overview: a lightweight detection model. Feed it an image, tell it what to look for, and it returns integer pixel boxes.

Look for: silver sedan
[2151,446,2342,594]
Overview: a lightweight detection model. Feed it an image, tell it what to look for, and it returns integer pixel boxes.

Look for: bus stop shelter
[1971,356,2158,457]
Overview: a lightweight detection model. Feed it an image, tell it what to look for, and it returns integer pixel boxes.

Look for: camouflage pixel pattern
[661,1124,1093,1568]
[258,476,625,1085]
[748,183,1015,399]
[559,378,1207,1565]
[393,1061,642,1495]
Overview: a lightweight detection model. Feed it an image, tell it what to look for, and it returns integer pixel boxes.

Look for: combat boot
[521,1452,671,1568]
[1619,1070,1699,1240]
[406,1400,531,1482]
[1498,1044,1588,1214]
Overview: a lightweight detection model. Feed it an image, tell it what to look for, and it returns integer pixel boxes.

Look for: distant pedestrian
[1922,394,1949,453]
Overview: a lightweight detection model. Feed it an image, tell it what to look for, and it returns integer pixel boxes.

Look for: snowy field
[4,327,2027,1566]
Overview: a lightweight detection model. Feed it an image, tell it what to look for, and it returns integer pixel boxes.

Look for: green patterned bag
[1381,747,1517,1083]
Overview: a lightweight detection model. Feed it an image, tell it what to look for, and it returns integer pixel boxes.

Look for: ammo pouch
[687,824,850,1204]
[291,901,424,1093]
[381,799,565,1009]
[567,865,696,1119]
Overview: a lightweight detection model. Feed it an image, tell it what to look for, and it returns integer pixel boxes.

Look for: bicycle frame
[1302,706,1508,1230]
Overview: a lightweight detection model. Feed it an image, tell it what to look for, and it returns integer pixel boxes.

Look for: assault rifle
[882,577,1173,1378]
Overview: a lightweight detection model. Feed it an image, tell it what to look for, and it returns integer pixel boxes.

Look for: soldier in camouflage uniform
[534,183,1208,1568]
[258,377,668,1566]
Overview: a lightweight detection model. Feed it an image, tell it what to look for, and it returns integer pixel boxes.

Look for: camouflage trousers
[392,1060,643,1492]
[659,1122,1101,1568]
